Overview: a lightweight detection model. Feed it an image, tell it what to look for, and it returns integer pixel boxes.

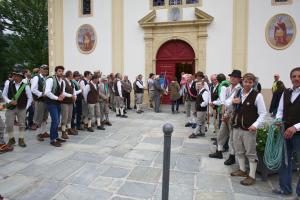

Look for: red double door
[156,40,195,104]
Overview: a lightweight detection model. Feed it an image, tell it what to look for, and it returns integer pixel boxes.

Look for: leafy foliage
[0,0,48,86]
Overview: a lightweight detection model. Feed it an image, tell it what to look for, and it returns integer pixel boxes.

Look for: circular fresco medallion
[77,24,97,54]
[265,13,296,50]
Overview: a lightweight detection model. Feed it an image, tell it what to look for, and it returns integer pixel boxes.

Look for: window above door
[151,0,201,10]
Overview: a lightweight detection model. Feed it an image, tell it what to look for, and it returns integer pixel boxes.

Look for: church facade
[48,0,300,89]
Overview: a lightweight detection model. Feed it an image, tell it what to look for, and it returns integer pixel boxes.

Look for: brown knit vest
[87,83,99,104]
[62,79,74,104]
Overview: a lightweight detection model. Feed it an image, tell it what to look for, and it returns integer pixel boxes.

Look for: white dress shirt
[240,88,267,128]
[2,81,33,110]
[83,82,97,102]
[44,76,63,100]
[31,74,45,98]
[199,88,210,108]
[276,87,300,131]
[79,78,89,90]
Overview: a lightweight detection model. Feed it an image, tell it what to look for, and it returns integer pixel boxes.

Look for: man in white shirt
[2,67,33,148]
[135,74,144,114]
[80,71,92,129]
[273,67,300,198]
[114,73,128,118]
[230,73,266,186]
[31,65,49,142]
[44,66,65,147]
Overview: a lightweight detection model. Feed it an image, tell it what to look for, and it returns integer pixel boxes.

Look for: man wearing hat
[2,66,33,147]
[99,75,111,126]
[209,69,242,166]
[31,64,50,141]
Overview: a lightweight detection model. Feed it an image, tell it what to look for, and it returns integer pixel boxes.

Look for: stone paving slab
[0,107,297,200]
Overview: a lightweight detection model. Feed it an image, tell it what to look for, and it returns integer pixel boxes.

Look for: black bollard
[162,123,173,200]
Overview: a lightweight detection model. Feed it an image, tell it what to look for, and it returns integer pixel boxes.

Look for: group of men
[1,64,300,198]
[181,67,300,198]
[0,65,148,149]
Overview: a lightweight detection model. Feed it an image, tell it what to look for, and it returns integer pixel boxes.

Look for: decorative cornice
[139,8,213,28]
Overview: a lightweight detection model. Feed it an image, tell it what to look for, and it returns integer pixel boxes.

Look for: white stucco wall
[123,0,149,81]
[248,0,300,88]
[63,0,112,75]
[202,0,233,78]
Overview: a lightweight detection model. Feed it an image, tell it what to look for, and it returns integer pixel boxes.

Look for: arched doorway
[156,39,195,104]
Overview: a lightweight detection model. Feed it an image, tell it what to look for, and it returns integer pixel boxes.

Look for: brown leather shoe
[189,133,197,138]
[67,129,77,136]
[241,176,256,186]
[18,138,27,148]
[8,137,16,146]
[50,140,62,147]
[230,170,248,177]
[41,132,49,138]
[37,134,44,141]
[61,131,69,139]
[56,138,66,143]
[29,124,37,130]
[105,121,112,126]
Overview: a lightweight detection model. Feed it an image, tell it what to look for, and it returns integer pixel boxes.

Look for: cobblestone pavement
[0,106,298,200]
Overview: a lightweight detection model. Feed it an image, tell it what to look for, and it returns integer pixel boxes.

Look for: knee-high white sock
[136,104,140,111]
[120,108,124,115]
[249,161,257,179]
[88,120,92,128]
[41,122,47,133]
[217,144,224,151]
[116,107,120,115]
[62,124,66,131]
[19,128,25,138]
[96,118,101,126]
[238,157,246,172]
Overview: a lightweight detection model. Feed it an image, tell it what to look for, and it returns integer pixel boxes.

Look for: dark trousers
[26,104,34,127]
[72,98,82,129]
[154,94,161,112]
[123,92,131,109]
[47,103,61,141]
[279,134,300,196]
[171,100,180,112]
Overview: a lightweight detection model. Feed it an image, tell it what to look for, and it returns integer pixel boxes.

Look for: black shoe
[209,150,223,159]
[185,122,192,127]
[224,154,236,165]
[116,114,121,117]
[134,105,137,109]
[210,137,217,141]
[121,115,128,118]
[87,127,94,132]
[97,126,105,130]
[56,138,66,143]
[196,132,205,137]
[127,107,132,110]
[189,133,198,138]
[136,110,142,114]
[141,110,144,113]
[191,123,197,129]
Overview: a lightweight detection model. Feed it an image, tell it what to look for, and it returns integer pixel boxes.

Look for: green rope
[263,119,285,171]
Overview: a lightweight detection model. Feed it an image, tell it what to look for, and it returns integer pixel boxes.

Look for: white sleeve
[45,78,58,100]
[117,81,123,98]
[2,83,11,104]
[224,91,235,108]
[74,88,82,95]
[30,76,43,98]
[136,81,144,89]
[219,86,227,105]
[83,85,90,102]
[80,80,86,90]
[201,91,210,107]
[252,93,267,128]
[25,85,33,110]
[275,93,284,119]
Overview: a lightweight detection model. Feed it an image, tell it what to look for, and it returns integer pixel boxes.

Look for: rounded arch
[156,39,195,61]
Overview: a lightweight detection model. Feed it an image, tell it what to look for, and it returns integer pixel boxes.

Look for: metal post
[162,123,173,200]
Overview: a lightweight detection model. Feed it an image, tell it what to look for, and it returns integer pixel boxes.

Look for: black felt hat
[228,70,242,78]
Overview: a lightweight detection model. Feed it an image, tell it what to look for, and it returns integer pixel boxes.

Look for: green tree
[0,0,48,81]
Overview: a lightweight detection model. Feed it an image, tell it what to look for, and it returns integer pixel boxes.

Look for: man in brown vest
[230,73,266,186]
[31,64,49,142]
[2,66,33,147]
[83,74,104,131]
[273,67,300,198]
[61,71,78,139]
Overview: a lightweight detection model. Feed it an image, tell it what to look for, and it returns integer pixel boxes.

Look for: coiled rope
[263,119,286,171]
